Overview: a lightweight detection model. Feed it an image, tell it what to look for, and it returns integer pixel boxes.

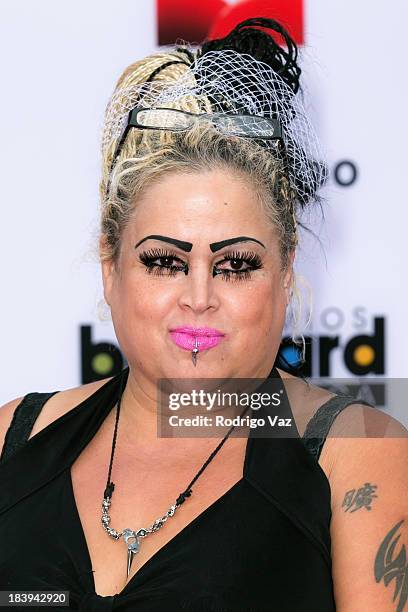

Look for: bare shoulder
[276,368,408,480]
[0,376,114,453]
[324,400,408,492]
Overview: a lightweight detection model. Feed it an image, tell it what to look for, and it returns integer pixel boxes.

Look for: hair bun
[199,17,301,94]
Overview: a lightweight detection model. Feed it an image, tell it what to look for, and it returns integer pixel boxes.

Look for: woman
[0,18,407,612]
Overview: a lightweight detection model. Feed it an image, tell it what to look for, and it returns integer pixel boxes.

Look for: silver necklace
[100,346,244,580]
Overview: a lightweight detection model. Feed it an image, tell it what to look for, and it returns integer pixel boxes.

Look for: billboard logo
[81,315,385,384]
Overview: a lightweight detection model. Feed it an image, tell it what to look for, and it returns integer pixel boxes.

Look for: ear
[99,236,116,307]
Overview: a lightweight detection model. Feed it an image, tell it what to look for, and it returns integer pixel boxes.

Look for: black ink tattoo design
[374,519,407,612]
[342,482,378,512]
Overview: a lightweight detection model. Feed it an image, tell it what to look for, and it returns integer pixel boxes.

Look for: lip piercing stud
[192,337,200,366]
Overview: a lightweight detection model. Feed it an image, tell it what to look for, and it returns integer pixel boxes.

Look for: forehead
[124,168,274,244]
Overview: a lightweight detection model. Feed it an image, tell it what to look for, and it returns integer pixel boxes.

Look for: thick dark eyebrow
[134,235,193,252]
[134,234,266,253]
[209,236,266,252]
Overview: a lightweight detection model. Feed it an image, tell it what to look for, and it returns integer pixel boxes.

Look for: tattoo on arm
[341,482,378,512]
[374,519,407,612]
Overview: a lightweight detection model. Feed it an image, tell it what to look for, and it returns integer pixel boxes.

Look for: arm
[328,404,408,611]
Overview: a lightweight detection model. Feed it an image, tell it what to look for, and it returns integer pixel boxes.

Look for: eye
[139,247,188,276]
[213,250,263,282]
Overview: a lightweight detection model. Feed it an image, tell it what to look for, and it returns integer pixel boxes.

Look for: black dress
[0,366,373,611]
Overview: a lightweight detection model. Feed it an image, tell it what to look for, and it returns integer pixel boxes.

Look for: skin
[101,167,295,445]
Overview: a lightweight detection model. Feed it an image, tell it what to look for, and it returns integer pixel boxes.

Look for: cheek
[113,272,175,324]
[229,277,285,326]
[226,278,286,354]
[109,273,176,363]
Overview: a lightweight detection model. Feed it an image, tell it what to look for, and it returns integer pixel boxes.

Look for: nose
[177,260,220,313]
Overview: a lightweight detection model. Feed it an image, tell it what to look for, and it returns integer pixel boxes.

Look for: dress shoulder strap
[301,395,375,461]
[0,391,59,464]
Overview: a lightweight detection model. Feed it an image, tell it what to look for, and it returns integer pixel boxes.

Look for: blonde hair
[98,49,311,359]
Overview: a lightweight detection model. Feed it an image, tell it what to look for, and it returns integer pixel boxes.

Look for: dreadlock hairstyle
[199,17,301,94]
[98,18,326,362]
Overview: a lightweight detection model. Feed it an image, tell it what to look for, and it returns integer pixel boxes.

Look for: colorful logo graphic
[81,326,127,384]
[279,315,385,377]
[277,313,386,405]
[157,0,304,46]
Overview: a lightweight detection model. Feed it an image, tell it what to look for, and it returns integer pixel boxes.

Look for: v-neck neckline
[66,468,247,598]
[66,364,285,599]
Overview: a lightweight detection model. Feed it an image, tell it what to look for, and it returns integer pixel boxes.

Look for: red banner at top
[157,0,304,47]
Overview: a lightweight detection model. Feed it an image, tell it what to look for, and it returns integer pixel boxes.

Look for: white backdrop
[1,1,406,416]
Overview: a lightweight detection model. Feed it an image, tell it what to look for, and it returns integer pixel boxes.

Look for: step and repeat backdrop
[1,1,406,420]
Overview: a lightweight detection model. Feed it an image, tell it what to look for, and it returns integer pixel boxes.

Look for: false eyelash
[215,250,263,282]
[216,269,253,282]
[138,247,187,276]
[138,247,263,280]
[218,250,263,268]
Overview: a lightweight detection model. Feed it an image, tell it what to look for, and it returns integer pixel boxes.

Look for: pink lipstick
[169,326,225,351]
